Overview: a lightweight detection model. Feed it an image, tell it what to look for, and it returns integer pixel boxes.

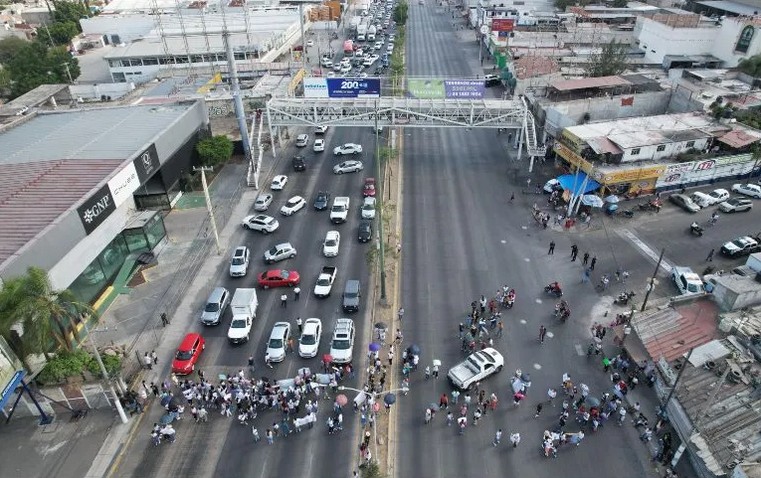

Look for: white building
[83,8,304,83]
[635,14,761,68]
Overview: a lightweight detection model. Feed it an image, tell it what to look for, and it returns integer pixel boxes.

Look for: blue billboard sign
[0,369,25,411]
[326,78,381,98]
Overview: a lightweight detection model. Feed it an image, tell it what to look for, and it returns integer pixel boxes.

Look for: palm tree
[0,267,94,370]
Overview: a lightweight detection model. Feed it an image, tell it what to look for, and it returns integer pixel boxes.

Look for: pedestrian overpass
[249,96,545,187]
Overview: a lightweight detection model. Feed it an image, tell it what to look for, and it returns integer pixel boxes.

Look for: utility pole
[60,62,74,84]
[194,166,222,255]
[375,100,387,303]
[83,321,128,424]
[660,347,693,415]
[641,248,664,312]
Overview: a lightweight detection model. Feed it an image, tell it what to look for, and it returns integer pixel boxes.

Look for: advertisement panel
[108,162,139,208]
[326,78,381,98]
[304,78,329,98]
[491,18,515,32]
[133,144,159,183]
[655,153,755,188]
[408,79,485,99]
[77,184,116,235]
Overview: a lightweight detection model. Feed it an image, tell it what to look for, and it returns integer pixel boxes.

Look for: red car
[171,333,205,375]
[363,178,376,197]
[257,269,301,289]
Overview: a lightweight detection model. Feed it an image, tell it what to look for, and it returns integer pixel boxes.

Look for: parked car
[298,318,323,358]
[334,160,364,174]
[229,246,250,277]
[361,197,376,219]
[257,269,301,288]
[358,219,372,243]
[265,322,291,363]
[670,194,701,213]
[732,183,761,199]
[171,333,205,375]
[718,198,753,213]
[264,242,297,264]
[671,266,704,295]
[280,196,307,216]
[242,214,280,233]
[333,143,363,155]
[363,177,376,197]
[721,236,761,257]
[484,74,500,87]
[690,191,714,208]
[706,188,730,205]
[323,230,341,257]
[271,175,288,190]
[254,194,273,211]
[314,191,331,210]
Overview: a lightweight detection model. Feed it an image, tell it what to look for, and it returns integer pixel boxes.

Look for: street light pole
[640,248,664,312]
[375,100,387,303]
[83,321,129,424]
[194,166,222,255]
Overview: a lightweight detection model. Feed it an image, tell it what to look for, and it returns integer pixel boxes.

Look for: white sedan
[271,175,288,190]
[306,39,314,47]
[314,139,325,152]
[298,318,323,358]
[361,197,376,219]
[732,183,761,199]
[280,196,306,216]
[254,193,273,211]
[242,214,280,233]
[333,143,363,155]
[706,188,730,205]
[323,230,341,257]
[333,160,364,174]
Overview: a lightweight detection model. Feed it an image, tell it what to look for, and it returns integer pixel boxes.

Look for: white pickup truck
[313,266,337,298]
[330,197,350,224]
[447,348,504,390]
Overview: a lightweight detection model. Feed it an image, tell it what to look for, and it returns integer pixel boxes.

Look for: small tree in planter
[196,135,234,168]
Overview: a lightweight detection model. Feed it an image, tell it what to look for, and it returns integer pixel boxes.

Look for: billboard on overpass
[408,79,485,99]
[304,77,381,98]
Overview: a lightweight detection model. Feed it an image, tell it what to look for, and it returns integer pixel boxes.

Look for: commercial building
[0,101,209,305]
[81,7,305,83]
[552,112,761,195]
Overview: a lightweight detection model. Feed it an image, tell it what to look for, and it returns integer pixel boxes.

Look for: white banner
[656,153,756,187]
[108,162,140,207]
[304,78,329,98]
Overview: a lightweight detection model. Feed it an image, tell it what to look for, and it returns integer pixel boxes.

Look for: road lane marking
[617,228,673,273]
[574,343,584,356]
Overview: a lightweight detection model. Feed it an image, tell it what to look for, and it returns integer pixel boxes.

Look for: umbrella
[409,344,421,355]
[322,354,333,364]
[581,195,604,208]
[520,373,531,384]
[511,378,524,394]
[374,322,388,330]
[604,195,620,203]
[335,394,348,407]
[159,413,173,425]
[160,394,172,407]
[429,403,439,412]
[369,342,382,352]
[602,357,611,367]
[586,396,601,408]
[384,393,396,405]
[432,359,442,367]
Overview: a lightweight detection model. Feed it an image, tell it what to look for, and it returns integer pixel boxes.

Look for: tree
[0,37,27,64]
[52,0,89,32]
[393,0,408,26]
[39,21,79,47]
[0,267,94,371]
[611,0,628,7]
[6,42,80,98]
[737,54,761,78]
[585,40,629,77]
[554,0,590,10]
[196,135,234,167]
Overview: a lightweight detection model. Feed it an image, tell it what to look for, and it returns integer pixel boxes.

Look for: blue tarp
[556,173,601,195]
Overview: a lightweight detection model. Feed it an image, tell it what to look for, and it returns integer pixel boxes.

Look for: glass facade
[69,213,167,305]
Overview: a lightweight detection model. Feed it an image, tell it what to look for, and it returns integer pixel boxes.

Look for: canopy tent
[581,195,604,207]
[556,172,601,196]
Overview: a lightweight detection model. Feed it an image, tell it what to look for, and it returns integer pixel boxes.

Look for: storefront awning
[556,172,601,195]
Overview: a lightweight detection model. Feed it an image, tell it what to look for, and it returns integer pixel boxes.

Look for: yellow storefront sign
[596,165,666,184]
[554,143,594,173]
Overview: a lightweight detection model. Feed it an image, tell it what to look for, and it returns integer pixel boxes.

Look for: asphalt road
[118,105,382,478]
[394,3,761,478]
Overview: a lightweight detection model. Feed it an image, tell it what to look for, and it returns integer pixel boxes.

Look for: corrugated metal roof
[0,159,122,263]
[550,75,631,92]
[717,129,761,148]
[696,0,760,15]
[0,104,191,165]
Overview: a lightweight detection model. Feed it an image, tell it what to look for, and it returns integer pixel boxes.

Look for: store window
[123,228,149,252]
[736,26,755,53]
[98,236,129,280]
[631,148,640,155]
[144,213,167,249]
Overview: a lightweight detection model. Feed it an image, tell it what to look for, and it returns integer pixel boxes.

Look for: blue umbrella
[159,413,173,425]
[369,342,382,352]
[408,344,421,355]
[384,393,396,405]
[160,394,171,407]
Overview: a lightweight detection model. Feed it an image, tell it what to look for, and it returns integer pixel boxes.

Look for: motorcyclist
[547,282,562,294]
[690,221,700,230]
[506,289,516,306]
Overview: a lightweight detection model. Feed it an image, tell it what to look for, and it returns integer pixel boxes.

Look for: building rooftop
[104,31,275,58]
[513,55,560,80]
[550,75,631,92]
[717,128,761,148]
[0,84,69,117]
[695,0,760,16]
[564,112,715,142]
[0,103,198,265]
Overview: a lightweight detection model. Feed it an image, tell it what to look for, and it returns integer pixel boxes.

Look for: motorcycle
[690,223,703,237]
[505,290,515,309]
[619,209,635,218]
[614,291,636,305]
[544,283,563,297]
[554,301,570,322]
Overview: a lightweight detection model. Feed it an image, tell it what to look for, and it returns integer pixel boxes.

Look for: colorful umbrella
[369,342,382,352]
[384,393,396,405]
[335,394,348,407]
[323,354,334,364]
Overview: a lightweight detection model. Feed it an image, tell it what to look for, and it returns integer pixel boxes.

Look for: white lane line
[617,228,673,273]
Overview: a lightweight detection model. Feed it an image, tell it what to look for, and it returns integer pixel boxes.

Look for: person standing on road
[590,256,597,270]
[571,244,578,261]
[493,429,503,446]
[294,287,301,301]
[547,388,557,406]
[398,307,405,322]
[706,249,715,262]
[582,252,589,265]
[144,352,152,370]
[280,294,288,308]
[296,317,303,333]
[160,312,170,326]
[548,241,555,255]
[539,325,547,344]
[510,432,521,448]
[534,403,543,418]
[496,320,504,338]
[151,350,158,365]
[388,347,394,366]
